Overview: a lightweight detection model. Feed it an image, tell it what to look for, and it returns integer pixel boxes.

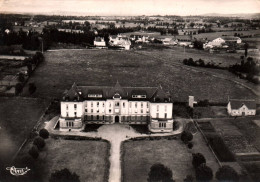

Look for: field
[21,49,257,103]
[15,138,110,182]
[0,97,48,166]
[209,118,259,154]
[122,133,219,182]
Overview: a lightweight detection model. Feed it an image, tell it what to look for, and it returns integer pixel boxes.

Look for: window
[165,113,167,118]
[159,123,166,128]
[109,103,111,107]
[115,102,119,106]
[103,115,105,120]
[135,102,137,108]
[157,105,159,111]
[66,112,68,117]
[97,109,99,113]
[74,112,77,117]
[103,102,105,107]
[66,104,68,110]
[109,109,111,113]
[165,105,167,111]
[91,102,93,107]
[141,109,143,113]
[91,115,93,120]
[156,113,159,118]
[85,108,88,112]
[74,104,77,109]
[147,102,149,107]
[97,115,99,120]
[123,102,125,108]
[130,102,132,108]
[97,102,99,107]
[141,102,143,108]
[141,115,143,120]
[91,109,93,113]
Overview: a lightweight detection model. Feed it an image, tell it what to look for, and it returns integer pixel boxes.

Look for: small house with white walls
[59,82,174,132]
[227,99,256,116]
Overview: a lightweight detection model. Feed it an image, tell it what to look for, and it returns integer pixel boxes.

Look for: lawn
[0,97,48,165]
[122,133,219,182]
[21,49,256,103]
[15,138,110,182]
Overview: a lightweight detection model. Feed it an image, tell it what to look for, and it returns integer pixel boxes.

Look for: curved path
[45,117,184,182]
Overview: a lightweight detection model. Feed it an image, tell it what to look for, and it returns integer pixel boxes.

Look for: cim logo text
[6,166,30,176]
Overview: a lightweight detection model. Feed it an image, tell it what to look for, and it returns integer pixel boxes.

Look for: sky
[0,0,260,16]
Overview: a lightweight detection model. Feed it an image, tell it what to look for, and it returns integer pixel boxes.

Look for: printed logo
[6,166,30,176]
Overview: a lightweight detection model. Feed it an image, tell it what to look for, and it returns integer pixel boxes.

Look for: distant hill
[201,13,260,19]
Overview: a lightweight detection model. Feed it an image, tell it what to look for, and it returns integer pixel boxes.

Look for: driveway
[45,118,184,182]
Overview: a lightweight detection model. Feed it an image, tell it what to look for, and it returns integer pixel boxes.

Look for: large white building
[59,82,174,132]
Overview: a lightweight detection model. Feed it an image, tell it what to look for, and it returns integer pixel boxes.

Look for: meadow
[21,49,257,103]
[15,138,110,182]
[122,133,219,182]
[0,97,48,165]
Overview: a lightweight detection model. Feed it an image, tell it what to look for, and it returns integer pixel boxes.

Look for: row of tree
[229,57,259,84]
[183,58,226,70]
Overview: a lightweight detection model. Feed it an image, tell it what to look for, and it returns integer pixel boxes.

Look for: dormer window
[113,93,121,99]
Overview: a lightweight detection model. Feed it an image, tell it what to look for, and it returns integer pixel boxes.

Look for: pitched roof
[229,99,256,110]
[62,82,171,102]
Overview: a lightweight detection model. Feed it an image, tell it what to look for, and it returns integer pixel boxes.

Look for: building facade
[227,99,256,116]
[59,82,174,132]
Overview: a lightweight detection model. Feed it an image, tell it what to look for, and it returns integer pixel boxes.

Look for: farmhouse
[94,37,106,47]
[227,99,256,116]
[59,82,174,132]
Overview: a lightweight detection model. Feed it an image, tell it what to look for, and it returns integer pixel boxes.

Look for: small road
[45,117,184,182]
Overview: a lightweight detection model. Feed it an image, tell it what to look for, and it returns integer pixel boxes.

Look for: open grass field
[0,97,48,165]
[21,49,257,103]
[122,133,219,182]
[16,138,110,182]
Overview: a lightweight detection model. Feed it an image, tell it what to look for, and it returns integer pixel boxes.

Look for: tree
[33,136,45,150]
[181,131,193,143]
[18,73,25,82]
[28,145,39,159]
[192,153,206,169]
[147,163,174,182]
[28,83,36,94]
[39,128,49,139]
[49,168,80,182]
[216,165,239,182]
[187,142,193,149]
[195,163,213,181]
[15,83,23,95]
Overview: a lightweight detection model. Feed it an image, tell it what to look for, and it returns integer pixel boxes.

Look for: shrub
[187,142,193,149]
[49,168,80,182]
[216,165,239,182]
[33,136,45,150]
[192,153,206,168]
[181,131,193,143]
[28,145,39,159]
[183,174,194,182]
[28,83,36,94]
[195,163,213,181]
[15,83,23,95]
[39,128,49,139]
[147,163,174,182]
